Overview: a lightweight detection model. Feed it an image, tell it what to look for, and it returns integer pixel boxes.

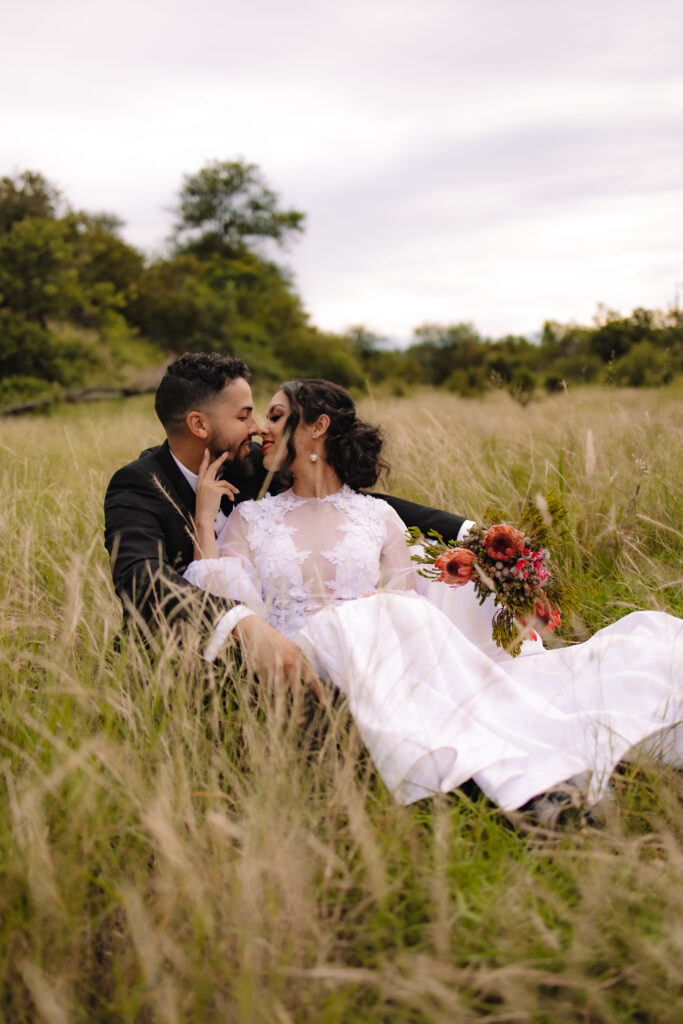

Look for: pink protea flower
[483,524,525,562]
[533,599,562,632]
[434,548,476,587]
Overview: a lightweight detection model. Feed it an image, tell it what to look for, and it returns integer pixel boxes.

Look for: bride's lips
[261,441,273,454]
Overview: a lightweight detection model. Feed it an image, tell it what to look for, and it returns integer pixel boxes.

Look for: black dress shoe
[519,779,599,828]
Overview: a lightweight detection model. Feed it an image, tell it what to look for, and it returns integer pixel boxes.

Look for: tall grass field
[1,383,682,1023]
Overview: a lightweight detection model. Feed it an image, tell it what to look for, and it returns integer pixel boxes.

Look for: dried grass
[0,385,681,1022]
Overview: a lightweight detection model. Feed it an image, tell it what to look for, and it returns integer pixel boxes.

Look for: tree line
[1,163,681,409]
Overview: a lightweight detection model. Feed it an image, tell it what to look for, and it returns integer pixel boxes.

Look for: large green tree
[172,159,305,257]
[0,216,80,326]
[0,170,61,235]
[0,172,150,395]
[64,211,145,327]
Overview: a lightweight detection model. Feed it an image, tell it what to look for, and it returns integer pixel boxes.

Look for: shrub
[612,341,673,387]
[0,374,56,407]
[507,366,537,406]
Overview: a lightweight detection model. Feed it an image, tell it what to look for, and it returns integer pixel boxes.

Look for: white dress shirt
[458,520,476,541]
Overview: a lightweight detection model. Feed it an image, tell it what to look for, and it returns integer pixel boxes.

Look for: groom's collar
[169,449,198,493]
[153,440,198,512]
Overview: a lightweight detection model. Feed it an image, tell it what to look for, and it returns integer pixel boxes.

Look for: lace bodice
[184,486,416,639]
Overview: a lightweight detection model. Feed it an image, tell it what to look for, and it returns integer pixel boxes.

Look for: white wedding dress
[184,486,683,810]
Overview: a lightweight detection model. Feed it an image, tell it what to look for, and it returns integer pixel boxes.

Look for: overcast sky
[3,0,682,342]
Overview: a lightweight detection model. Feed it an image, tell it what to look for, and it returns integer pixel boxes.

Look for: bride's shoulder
[233,489,294,524]
[341,487,401,535]
[344,488,391,512]
[359,491,409,534]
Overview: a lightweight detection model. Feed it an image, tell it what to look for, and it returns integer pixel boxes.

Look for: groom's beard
[211,440,262,491]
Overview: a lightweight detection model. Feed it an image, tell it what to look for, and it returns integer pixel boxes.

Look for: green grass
[1,384,682,1022]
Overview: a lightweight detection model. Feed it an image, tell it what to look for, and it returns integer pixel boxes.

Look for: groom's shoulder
[132,442,168,473]
[106,442,169,492]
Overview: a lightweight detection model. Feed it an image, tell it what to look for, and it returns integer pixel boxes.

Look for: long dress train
[184,486,683,810]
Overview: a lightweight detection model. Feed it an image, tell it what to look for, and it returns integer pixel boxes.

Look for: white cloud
[2,0,682,339]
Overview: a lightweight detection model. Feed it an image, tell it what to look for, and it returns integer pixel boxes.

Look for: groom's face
[205,376,259,465]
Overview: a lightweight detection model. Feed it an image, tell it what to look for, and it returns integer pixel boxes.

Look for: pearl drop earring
[310,427,320,461]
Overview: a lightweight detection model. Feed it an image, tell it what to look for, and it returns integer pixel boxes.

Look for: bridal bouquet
[408,495,576,656]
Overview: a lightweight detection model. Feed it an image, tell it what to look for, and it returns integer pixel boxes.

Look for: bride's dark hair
[277,379,389,490]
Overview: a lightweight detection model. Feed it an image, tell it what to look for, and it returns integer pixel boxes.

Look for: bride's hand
[193,449,240,560]
[195,449,240,527]
[234,614,325,706]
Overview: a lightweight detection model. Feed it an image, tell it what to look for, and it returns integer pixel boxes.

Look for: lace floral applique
[321,488,387,600]
[238,492,314,636]
[235,487,390,636]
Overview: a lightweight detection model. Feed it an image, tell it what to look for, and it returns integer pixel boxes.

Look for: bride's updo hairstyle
[278,379,389,490]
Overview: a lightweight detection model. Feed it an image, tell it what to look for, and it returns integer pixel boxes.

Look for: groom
[104,352,472,683]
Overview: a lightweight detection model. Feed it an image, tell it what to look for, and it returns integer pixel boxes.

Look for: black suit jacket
[104,440,467,632]
[104,441,252,633]
[372,492,467,547]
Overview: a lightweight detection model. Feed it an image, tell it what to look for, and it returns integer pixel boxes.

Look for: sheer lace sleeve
[182,507,265,615]
[379,503,420,592]
[217,506,258,576]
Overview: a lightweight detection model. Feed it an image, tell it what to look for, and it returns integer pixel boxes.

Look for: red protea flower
[483,524,525,562]
[434,548,476,587]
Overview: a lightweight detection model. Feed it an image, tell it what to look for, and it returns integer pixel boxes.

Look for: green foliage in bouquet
[408,493,578,656]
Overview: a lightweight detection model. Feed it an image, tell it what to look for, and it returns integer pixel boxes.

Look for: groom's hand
[233,614,323,701]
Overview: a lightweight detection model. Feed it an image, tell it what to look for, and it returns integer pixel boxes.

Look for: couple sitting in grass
[105,354,683,822]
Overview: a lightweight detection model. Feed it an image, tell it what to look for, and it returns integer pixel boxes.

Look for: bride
[184,379,682,813]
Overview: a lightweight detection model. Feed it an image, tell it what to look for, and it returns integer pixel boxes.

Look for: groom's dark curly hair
[277,378,389,490]
[155,352,250,432]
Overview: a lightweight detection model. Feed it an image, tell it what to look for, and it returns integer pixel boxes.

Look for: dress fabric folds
[183,486,683,810]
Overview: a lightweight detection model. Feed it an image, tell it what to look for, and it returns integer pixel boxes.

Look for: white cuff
[456,519,476,542]
[203,605,257,663]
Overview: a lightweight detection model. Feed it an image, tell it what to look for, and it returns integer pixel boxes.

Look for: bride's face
[262,389,318,474]
[261,390,293,471]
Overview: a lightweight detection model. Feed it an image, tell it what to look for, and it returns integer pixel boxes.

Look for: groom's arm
[104,463,233,633]
[105,463,322,689]
[369,493,473,545]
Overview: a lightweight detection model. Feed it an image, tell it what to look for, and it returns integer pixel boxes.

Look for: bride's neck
[291,461,343,499]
